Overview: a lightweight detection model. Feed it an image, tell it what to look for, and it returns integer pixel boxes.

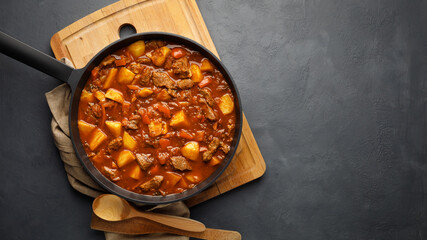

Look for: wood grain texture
[91,213,242,239]
[50,0,266,207]
[93,194,206,232]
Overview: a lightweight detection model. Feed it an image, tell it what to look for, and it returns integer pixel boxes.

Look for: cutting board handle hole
[119,24,137,38]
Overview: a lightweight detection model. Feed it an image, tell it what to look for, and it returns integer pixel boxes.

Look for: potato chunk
[149,46,171,67]
[156,89,171,101]
[209,156,222,166]
[128,40,146,58]
[105,121,122,137]
[78,120,96,137]
[103,68,118,89]
[138,88,153,98]
[170,110,188,128]
[185,173,201,183]
[105,88,124,103]
[181,141,200,161]
[80,90,95,102]
[200,59,214,73]
[129,165,142,180]
[94,91,105,102]
[89,128,108,151]
[162,122,169,135]
[190,64,203,83]
[148,121,164,137]
[123,131,137,150]
[116,150,136,167]
[219,94,234,115]
[91,151,105,163]
[117,67,135,85]
[164,172,182,188]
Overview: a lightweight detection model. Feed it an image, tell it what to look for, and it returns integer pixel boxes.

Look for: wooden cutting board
[50,0,266,207]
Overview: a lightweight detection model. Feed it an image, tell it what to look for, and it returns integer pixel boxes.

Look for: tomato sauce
[77,40,236,196]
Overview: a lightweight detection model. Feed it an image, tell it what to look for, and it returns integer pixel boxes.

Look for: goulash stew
[77,40,236,196]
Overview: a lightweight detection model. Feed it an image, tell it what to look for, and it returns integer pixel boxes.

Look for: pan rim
[68,32,243,204]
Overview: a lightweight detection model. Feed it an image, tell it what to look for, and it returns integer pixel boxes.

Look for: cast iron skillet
[0,31,242,204]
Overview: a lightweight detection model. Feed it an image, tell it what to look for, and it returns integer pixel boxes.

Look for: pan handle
[0,31,74,83]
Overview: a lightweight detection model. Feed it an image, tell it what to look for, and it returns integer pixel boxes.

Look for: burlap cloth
[45,59,189,240]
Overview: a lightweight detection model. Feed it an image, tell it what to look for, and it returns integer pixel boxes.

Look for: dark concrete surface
[1,0,426,239]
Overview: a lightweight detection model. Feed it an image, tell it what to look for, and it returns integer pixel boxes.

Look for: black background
[1,1,427,239]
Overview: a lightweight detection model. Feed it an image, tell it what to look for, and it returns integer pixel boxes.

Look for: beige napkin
[45,59,189,240]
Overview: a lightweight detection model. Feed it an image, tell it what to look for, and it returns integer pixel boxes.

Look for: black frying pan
[0,31,242,204]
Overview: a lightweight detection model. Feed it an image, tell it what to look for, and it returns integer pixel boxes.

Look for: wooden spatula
[91,213,241,240]
[93,194,205,232]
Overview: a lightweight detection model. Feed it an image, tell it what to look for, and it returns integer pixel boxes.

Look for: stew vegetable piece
[78,40,236,196]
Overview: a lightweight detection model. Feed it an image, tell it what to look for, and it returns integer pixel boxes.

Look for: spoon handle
[91,213,240,239]
[132,211,206,232]
[163,227,242,240]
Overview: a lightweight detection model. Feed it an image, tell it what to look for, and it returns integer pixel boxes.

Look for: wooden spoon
[91,213,242,240]
[92,194,206,232]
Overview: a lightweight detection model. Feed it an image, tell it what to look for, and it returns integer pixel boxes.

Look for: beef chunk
[203,105,217,121]
[178,90,191,101]
[164,56,173,70]
[87,83,100,93]
[148,106,161,117]
[170,156,192,171]
[124,121,139,130]
[143,134,160,148]
[129,63,143,74]
[226,119,235,137]
[130,114,141,120]
[136,153,154,171]
[177,79,194,89]
[107,137,122,153]
[123,114,141,130]
[152,72,177,89]
[137,57,151,64]
[145,139,160,148]
[90,103,102,118]
[92,78,103,88]
[146,40,166,49]
[139,67,152,86]
[99,68,109,77]
[203,137,220,161]
[167,89,178,98]
[139,176,164,192]
[199,98,217,121]
[158,152,170,165]
[172,57,192,78]
[100,56,116,66]
[103,166,120,181]
[200,89,215,107]
[220,141,230,153]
